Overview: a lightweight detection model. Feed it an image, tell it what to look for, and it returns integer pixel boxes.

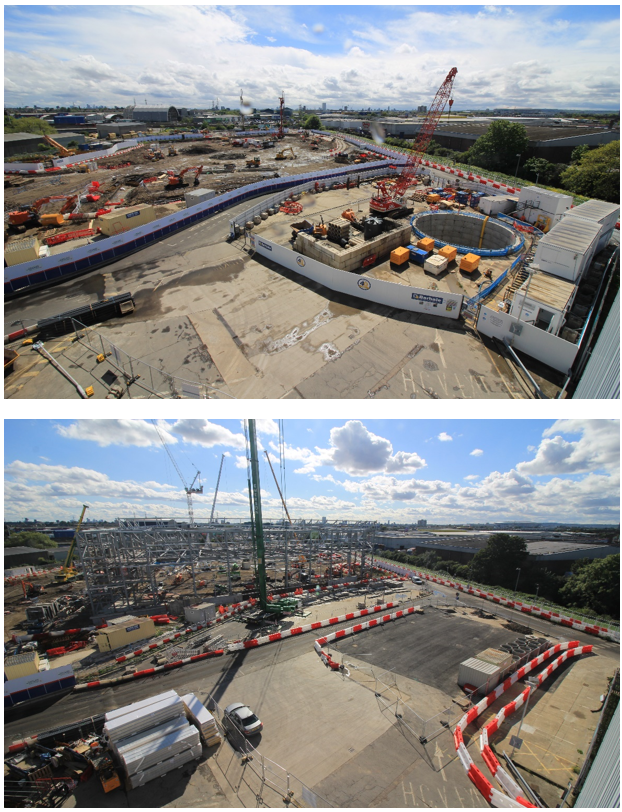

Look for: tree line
[380,533,619,621]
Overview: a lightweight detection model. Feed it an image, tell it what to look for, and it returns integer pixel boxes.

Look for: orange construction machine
[166,165,203,188]
[8,195,78,231]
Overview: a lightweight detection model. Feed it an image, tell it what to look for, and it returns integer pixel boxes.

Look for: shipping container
[97,205,156,237]
[474,648,513,670]
[4,651,40,681]
[478,195,517,216]
[184,602,216,625]
[533,217,601,283]
[4,237,41,268]
[184,188,216,208]
[457,657,502,695]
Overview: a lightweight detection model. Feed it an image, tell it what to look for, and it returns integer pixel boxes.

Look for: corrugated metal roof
[4,132,41,142]
[5,238,38,254]
[518,271,575,311]
[539,216,601,253]
[567,199,620,223]
[575,703,620,808]
[4,545,49,555]
[520,185,571,202]
[131,105,177,113]
[5,652,37,666]
[574,290,620,399]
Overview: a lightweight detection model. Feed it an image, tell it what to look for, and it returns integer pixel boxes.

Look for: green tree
[522,157,561,185]
[5,531,58,549]
[559,555,620,619]
[303,114,322,130]
[469,120,530,174]
[469,534,530,589]
[560,141,620,203]
[4,116,57,135]
[67,140,80,149]
[570,144,591,164]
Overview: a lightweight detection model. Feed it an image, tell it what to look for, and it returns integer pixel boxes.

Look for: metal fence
[206,696,334,807]
[71,318,234,399]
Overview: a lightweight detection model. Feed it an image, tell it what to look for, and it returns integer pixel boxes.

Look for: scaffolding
[77,521,377,619]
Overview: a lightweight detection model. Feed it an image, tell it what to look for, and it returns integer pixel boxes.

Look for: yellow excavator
[54,504,89,584]
[43,134,77,158]
[275,147,295,160]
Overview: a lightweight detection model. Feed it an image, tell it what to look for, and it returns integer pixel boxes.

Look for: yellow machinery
[275,147,295,160]
[54,504,88,583]
[246,157,261,167]
[43,135,76,158]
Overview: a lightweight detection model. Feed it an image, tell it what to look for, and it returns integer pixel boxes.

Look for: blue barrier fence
[410,210,524,258]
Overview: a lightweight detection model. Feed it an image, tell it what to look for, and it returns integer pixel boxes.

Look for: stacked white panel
[127,744,203,789]
[119,725,200,776]
[104,690,179,723]
[110,716,188,759]
[104,695,185,742]
[181,692,222,747]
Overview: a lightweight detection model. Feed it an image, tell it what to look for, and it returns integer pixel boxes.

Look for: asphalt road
[4,191,276,333]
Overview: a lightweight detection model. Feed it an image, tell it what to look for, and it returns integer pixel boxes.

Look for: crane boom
[151,420,202,525]
[55,504,89,583]
[370,67,458,216]
[278,92,285,139]
[210,454,225,522]
[264,451,293,525]
[247,420,268,610]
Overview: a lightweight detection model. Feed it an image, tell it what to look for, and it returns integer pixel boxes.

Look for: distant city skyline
[4,6,620,110]
[4,419,620,525]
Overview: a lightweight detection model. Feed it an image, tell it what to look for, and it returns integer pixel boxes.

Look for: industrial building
[4,546,56,567]
[128,105,183,123]
[374,531,619,572]
[4,131,86,158]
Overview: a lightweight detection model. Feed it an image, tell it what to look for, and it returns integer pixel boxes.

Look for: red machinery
[370,67,458,218]
[21,580,45,599]
[9,195,78,227]
[166,165,203,188]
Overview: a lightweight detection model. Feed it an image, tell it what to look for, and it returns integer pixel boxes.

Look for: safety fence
[454,641,593,808]
[206,696,334,808]
[228,165,400,237]
[5,156,400,296]
[70,318,234,399]
[374,560,619,642]
[4,566,62,584]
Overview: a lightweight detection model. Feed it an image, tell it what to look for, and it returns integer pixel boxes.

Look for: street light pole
[514,567,521,594]
[515,153,522,185]
[535,583,540,600]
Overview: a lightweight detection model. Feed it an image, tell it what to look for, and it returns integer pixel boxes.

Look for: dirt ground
[4,133,351,249]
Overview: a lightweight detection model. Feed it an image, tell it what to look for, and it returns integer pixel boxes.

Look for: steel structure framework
[78,521,377,619]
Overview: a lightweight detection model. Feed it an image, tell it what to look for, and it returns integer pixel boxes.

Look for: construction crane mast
[240,88,246,130]
[55,504,89,583]
[278,91,285,139]
[151,420,203,526]
[264,451,293,526]
[370,67,458,217]
[210,454,225,522]
[247,420,268,610]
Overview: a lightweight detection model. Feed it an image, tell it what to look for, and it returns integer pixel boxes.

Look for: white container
[184,188,216,208]
[424,254,448,275]
[120,725,199,776]
[534,217,601,282]
[475,648,513,670]
[563,200,620,253]
[517,186,573,227]
[510,271,576,336]
[478,195,515,216]
[458,657,502,695]
[184,602,216,625]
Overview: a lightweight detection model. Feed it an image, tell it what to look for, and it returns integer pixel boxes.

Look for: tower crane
[54,504,89,583]
[151,420,203,526]
[277,91,285,139]
[370,67,458,218]
[240,88,246,130]
[210,454,225,523]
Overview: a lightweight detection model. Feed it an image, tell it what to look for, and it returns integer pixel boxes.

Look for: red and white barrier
[453,641,593,808]
[375,561,619,642]
[229,601,400,652]
[313,605,419,671]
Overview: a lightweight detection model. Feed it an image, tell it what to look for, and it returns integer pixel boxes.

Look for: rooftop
[538,216,602,253]
[4,546,52,556]
[517,271,576,311]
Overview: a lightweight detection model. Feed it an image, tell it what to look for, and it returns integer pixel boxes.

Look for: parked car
[411,576,424,585]
[223,703,263,737]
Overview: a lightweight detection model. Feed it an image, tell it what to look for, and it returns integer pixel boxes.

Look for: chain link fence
[206,696,334,808]
[71,318,234,399]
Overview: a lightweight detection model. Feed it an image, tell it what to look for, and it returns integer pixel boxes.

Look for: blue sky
[4,6,620,109]
[4,419,619,524]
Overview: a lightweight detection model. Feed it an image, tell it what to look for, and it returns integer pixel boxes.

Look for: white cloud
[438,432,453,442]
[470,448,484,456]
[255,419,280,436]
[170,419,246,449]
[517,420,619,475]
[464,474,480,481]
[56,419,176,447]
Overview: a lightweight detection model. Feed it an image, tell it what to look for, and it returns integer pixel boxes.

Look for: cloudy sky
[4,5,619,110]
[4,419,619,525]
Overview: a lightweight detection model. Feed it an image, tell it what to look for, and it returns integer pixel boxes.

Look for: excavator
[8,195,78,232]
[21,579,45,599]
[166,165,203,188]
[43,134,77,158]
[54,504,88,584]
[275,147,295,161]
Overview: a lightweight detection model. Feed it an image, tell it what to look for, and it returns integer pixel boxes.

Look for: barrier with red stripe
[453,641,593,807]
[313,605,420,671]
[375,561,619,642]
[228,601,399,653]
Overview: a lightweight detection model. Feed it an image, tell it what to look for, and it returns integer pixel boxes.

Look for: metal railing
[71,318,235,399]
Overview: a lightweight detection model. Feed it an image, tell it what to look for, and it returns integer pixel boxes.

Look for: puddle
[318,342,342,361]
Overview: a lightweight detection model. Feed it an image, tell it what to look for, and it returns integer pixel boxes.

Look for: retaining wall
[249,233,463,318]
[295,224,411,272]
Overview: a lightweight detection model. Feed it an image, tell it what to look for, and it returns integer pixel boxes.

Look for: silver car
[223,702,263,737]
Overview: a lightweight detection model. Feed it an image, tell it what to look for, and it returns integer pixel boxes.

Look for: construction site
[4,422,621,808]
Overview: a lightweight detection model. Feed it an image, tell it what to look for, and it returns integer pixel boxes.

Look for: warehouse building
[375,532,619,572]
[4,547,56,567]
[128,105,183,123]
[4,131,89,159]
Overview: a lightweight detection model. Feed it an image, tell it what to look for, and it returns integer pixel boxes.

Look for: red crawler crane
[370,66,458,218]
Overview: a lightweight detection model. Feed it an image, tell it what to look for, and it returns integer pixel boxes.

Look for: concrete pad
[189,309,259,393]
